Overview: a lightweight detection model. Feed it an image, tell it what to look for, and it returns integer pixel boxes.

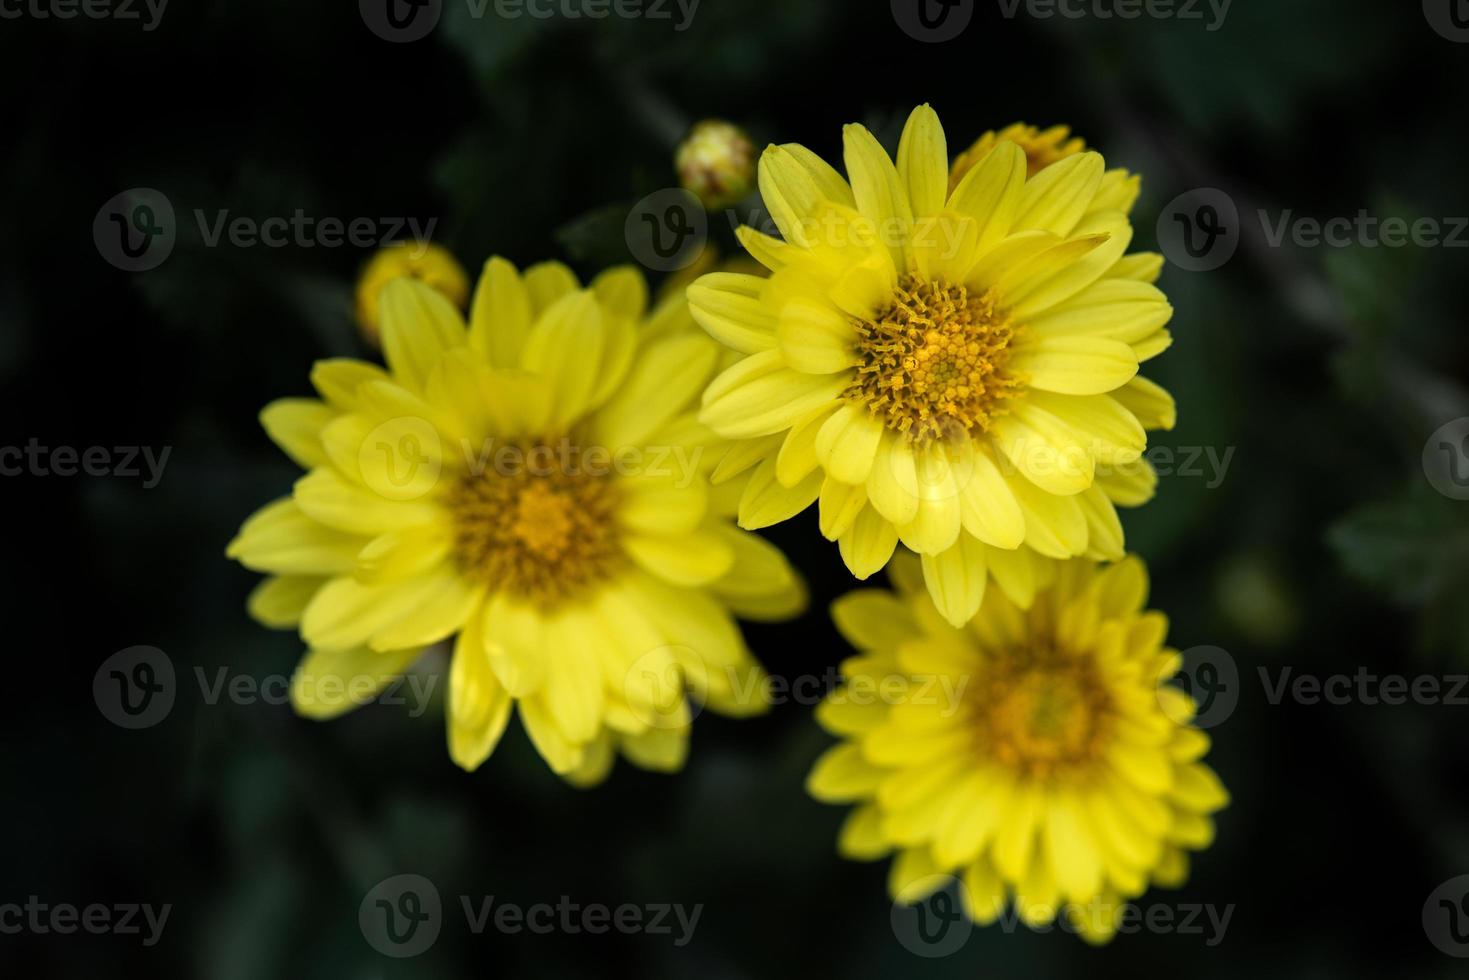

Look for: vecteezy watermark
[1098,445,1235,489]
[890,0,974,43]
[93,646,176,730]
[1161,645,1239,729]
[891,877,972,957]
[1258,667,1469,707]
[0,440,170,488]
[93,188,175,272]
[995,0,1231,31]
[891,875,1233,954]
[94,187,439,272]
[1156,188,1240,272]
[623,652,971,730]
[0,897,171,947]
[359,875,701,957]
[1423,417,1469,501]
[1424,875,1469,957]
[93,646,438,729]
[1158,188,1469,271]
[359,0,698,42]
[1257,211,1469,250]
[625,188,708,272]
[194,211,438,253]
[1423,0,1469,43]
[0,0,167,30]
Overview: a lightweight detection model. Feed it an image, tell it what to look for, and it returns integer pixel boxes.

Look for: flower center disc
[445,441,621,605]
[848,274,1019,443]
[976,650,1112,778]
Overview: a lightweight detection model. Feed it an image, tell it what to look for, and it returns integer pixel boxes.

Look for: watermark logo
[891,0,973,42]
[0,441,171,487]
[94,188,175,272]
[891,876,973,957]
[1161,188,1469,271]
[93,646,175,730]
[995,0,1231,31]
[361,0,697,40]
[1423,417,1469,501]
[625,188,707,272]
[359,877,701,955]
[95,189,439,271]
[0,898,171,946]
[360,417,443,501]
[624,645,706,730]
[1157,188,1239,272]
[361,874,442,958]
[891,876,1233,952]
[94,647,439,728]
[1163,645,1238,729]
[360,0,443,41]
[1424,0,1469,42]
[0,0,168,30]
[1258,667,1469,707]
[1424,875,1469,957]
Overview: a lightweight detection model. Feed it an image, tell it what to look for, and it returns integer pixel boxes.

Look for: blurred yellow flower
[808,553,1228,944]
[354,241,470,347]
[689,105,1174,626]
[229,258,804,784]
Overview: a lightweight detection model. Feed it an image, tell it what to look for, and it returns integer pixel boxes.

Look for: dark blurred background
[4,0,1469,976]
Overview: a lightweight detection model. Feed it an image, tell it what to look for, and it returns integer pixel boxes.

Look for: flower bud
[675,119,756,211]
[354,242,469,348]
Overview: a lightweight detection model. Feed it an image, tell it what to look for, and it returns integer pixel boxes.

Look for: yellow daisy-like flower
[689,105,1174,626]
[229,258,804,785]
[354,241,470,347]
[949,123,1088,189]
[806,553,1228,945]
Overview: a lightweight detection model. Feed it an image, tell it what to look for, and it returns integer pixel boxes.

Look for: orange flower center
[847,275,1020,443]
[975,648,1113,778]
[445,441,622,605]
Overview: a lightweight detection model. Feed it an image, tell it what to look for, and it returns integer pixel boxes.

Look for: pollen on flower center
[975,649,1113,778]
[847,275,1020,443]
[445,442,622,605]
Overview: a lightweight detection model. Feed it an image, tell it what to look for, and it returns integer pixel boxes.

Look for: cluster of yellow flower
[227,106,1226,943]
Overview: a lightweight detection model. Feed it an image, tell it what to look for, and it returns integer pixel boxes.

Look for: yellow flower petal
[700,349,850,439]
[844,123,913,269]
[447,602,513,771]
[379,278,468,391]
[290,644,424,721]
[837,505,899,579]
[260,398,332,469]
[920,534,987,627]
[1009,335,1139,396]
[815,403,884,484]
[467,255,532,367]
[896,103,948,219]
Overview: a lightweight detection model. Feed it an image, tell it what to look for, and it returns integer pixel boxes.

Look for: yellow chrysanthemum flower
[688,105,1175,626]
[807,553,1228,945]
[354,241,470,347]
[949,123,1088,189]
[229,258,805,784]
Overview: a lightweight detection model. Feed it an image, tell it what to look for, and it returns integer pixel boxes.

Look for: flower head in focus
[355,241,470,347]
[229,258,804,784]
[808,554,1228,944]
[688,105,1174,626]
